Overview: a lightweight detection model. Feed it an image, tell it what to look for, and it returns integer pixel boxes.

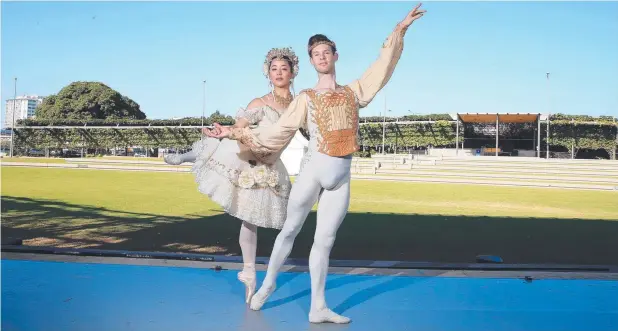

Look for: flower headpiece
[263,47,299,79]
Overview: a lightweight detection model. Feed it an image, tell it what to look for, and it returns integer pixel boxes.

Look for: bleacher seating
[356,154,618,190]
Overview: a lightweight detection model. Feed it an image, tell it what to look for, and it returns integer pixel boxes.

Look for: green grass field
[2,167,617,265]
[1,157,68,163]
[1,156,160,163]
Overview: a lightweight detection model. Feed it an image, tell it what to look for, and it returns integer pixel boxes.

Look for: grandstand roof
[457,113,540,124]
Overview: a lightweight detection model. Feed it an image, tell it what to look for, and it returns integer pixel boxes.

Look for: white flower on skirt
[238,170,256,189]
[267,171,279,187]
[253,165,268,185]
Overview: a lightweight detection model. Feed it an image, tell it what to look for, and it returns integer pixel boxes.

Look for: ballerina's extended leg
[164,149,197,165]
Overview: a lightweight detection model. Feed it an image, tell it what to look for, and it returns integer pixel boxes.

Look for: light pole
[202,80,206,128]
[407,110,421,155]
[614,117,617,160]
[614,117,618,160]
[546,72,550,159]
[382,90,387,154]
[9,77,17,157]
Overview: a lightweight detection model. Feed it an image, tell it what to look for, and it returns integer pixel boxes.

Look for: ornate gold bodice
[304,86,359,157]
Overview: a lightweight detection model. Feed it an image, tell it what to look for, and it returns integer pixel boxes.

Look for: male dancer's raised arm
[347,3,425,107]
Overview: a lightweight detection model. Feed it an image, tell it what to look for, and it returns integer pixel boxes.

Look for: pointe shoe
[249,285,276,311]
[309,308,351,324]
[237,271,256,304]
[164,154,183,165]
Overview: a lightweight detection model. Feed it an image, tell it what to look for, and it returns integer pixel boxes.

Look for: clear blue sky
[2,1,617,120]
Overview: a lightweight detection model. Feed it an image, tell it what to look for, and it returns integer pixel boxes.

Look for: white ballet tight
[239,221,257,271]
[250,151,352,324]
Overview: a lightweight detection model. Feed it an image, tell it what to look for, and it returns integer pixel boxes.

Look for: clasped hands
[202,123,231,138]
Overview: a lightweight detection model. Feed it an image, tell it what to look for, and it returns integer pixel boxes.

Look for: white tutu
[189,106,293,229]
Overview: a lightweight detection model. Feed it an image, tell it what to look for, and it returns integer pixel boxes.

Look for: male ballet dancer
[208,3,426,323]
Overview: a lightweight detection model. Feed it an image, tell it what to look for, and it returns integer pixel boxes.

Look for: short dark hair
[307,34,337,56]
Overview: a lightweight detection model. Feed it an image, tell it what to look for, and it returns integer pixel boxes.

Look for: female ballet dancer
[164,47,301,304]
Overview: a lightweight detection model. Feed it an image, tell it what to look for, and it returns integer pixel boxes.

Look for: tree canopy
[36,81,146,120]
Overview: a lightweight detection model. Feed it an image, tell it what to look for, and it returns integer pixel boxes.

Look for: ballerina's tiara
[263,47,300,79]
[308,40,336,53]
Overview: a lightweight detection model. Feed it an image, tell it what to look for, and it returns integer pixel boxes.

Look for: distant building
[4,95,44,129]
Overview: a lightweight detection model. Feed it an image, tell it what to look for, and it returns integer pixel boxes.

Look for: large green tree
[36,81,146,120]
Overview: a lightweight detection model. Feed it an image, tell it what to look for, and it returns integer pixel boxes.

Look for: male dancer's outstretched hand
[400,3,426,28]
